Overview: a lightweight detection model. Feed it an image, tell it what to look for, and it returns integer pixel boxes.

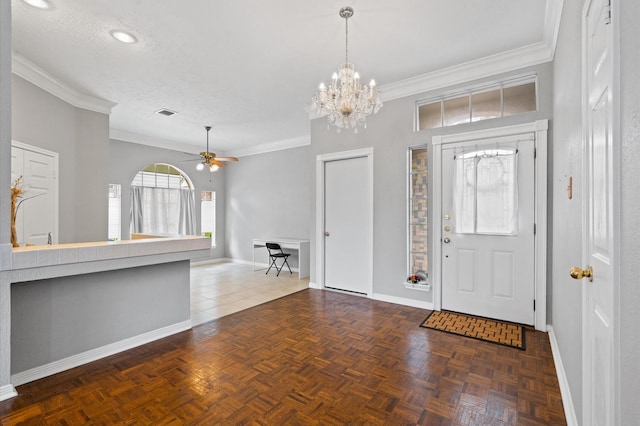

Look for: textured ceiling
[11,0,548,154]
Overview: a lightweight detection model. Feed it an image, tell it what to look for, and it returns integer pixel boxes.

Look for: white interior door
[11,143,58,246]
[441,136,535,325]
[324,156,370,295]
[581,0,615,424]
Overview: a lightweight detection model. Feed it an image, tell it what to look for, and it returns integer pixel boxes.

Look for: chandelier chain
[344,12,349,64]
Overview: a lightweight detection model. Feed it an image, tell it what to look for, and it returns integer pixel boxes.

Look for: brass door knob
[570,266,593,282]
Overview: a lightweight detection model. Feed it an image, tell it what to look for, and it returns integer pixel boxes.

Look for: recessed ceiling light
[110,30,138,44]
[21,0,51,9]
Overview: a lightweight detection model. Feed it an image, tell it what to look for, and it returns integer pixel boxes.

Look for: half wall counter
[5,235,211,389]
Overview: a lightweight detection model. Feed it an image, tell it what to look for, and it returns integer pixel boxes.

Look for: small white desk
[252,238,310,279]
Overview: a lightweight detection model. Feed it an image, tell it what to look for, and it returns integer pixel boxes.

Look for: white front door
[323,156,370,295]
[581,0,615,424]
[441,136,536,325]
[11,143,58,246]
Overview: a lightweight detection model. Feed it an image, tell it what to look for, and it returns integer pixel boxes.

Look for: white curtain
[453,150,518,235]
[130,186,144,234]
[130,186,196,235]
[178,189,196,235]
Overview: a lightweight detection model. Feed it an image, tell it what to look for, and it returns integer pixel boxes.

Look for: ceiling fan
[194,126,238,172]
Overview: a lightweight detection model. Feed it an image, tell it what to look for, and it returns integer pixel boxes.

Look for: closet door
[12,143,58,246]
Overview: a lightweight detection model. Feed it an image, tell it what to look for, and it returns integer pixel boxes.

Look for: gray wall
[11,260,190,373]
[224,145,312,267]
[550,0,640,422]
[550,0,584,420]
[109,139,227,259]
[309,63,553,303]
[619,0,640,422]
[11,75,109,243]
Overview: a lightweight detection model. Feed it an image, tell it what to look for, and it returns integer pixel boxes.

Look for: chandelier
[311,6,383,132]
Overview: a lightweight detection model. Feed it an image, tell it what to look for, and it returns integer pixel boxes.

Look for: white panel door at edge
[441,137,535,325]
[581,0,615,424]
[324,156,370,295]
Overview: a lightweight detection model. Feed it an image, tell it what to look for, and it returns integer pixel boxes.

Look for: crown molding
[111,128,310,158]
[379,41,553,102]
[226,135,310,158]
[11,51,116,114]
[543,0,564,61]
[110,128,199,155]
[311,0,564,113]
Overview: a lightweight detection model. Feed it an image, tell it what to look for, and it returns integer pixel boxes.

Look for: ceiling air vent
[155,108,177,117]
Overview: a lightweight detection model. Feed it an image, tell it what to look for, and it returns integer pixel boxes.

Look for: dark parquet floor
[0,289,566,425]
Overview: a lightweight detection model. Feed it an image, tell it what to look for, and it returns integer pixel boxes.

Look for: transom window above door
[416,76,537,130]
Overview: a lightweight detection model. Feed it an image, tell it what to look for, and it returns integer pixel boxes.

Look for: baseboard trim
[307,286,432,309]
[547,325,578,426]
[191,257,232,266]
[231,258,300,273]
[0,384,18,402]
[11,320,192,387]
[372,293,433,310]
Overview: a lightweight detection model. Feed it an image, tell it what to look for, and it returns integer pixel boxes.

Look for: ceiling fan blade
[212,160,226,168]
[215,157,239,162]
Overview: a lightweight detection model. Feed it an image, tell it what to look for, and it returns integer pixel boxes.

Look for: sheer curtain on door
[453,148,518,235]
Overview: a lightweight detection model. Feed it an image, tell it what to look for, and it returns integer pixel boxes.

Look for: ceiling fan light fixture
[195,125,238,172]
[311,6,383,132]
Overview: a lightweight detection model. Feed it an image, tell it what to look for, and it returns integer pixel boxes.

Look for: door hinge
[605,0,612,25]
[533,299,536,311]
[534,223,537,235]
[534,147,537,159]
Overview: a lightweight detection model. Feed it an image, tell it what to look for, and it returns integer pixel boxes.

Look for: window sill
[403,281,431,292]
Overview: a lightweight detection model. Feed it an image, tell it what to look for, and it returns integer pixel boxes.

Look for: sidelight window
[108,184,121,241]
[200,191,216,246]
[408,147,428,282]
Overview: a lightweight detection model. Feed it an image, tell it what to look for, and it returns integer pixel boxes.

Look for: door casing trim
[315,148,374,296]
[432,120,548,331]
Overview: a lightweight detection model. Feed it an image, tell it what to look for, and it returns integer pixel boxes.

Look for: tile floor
[190,260,310,326]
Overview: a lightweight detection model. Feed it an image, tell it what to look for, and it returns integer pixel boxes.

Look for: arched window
[130,163,196,236]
